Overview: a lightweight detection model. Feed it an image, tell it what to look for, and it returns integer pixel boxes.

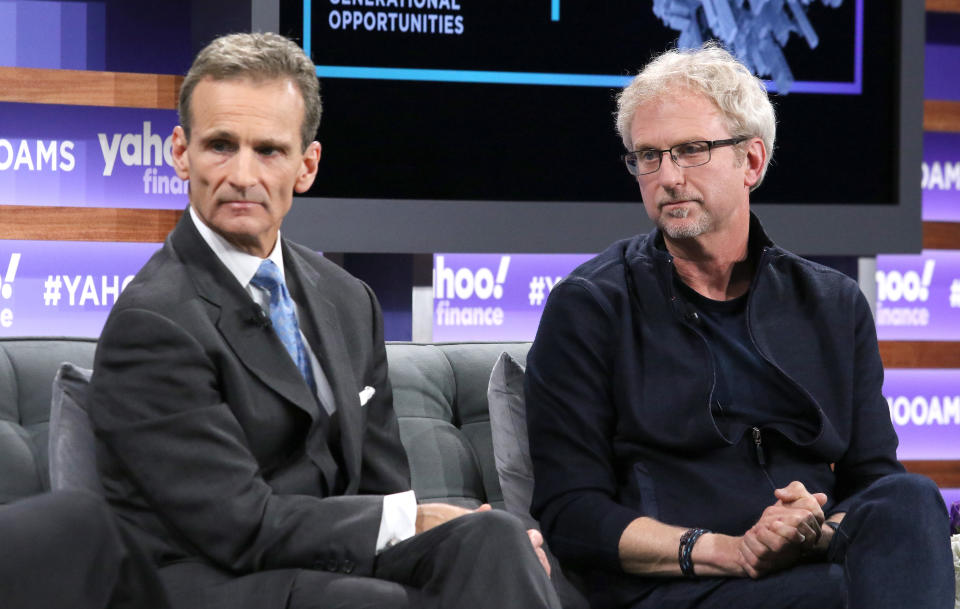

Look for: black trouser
[0,490,169,609]
[614,473,955,609]
[288,509,560,609]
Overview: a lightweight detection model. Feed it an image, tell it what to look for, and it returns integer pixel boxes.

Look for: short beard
[658,206,712,239]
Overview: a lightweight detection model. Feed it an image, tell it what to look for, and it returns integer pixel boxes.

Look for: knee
[868,473,944,512]
[67,491,115,530]
[35,490,115,541]
[474,510,525,533]
[473,508,527,533]
[60,491,128,565]
[460,509,529,548]
[856,473,948,531]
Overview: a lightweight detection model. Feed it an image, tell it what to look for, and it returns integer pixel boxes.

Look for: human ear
[742,138,766,188]
[171,126,190,181]
[294,141,321,193]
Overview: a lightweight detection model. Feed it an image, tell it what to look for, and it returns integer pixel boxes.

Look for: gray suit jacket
[89,211,410,609]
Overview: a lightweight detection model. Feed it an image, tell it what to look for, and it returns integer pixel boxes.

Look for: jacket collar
[283,244,365,491]
[168,210,322,424]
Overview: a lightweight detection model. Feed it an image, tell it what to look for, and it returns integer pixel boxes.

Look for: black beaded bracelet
[678,528,709,577]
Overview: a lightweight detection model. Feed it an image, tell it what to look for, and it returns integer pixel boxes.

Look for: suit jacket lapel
[170,212,321,423]
[284,244,364,491]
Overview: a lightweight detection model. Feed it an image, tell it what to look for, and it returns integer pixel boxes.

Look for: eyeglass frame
[621,137,749,176]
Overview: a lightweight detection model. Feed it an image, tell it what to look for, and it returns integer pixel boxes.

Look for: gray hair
[615,42,776,189]
[179,32,321,151]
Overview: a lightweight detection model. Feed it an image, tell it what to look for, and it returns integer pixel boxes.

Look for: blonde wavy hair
[615,42,776,190]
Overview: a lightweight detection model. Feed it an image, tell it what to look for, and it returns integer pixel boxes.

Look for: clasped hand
[416,503,551,576]
[737,481,827,578]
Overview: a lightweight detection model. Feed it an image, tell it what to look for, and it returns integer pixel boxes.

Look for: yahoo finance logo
[431,253,593,341]
[433,255,510,328]
[875,251,960,341]
[98,122,187,195]
[875,260,935,328]
[0,104,183,209]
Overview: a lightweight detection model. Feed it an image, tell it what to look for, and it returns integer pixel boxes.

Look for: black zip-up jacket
[525,214,903,581]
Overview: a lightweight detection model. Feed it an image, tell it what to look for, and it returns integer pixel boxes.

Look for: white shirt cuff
[376,490,417,553]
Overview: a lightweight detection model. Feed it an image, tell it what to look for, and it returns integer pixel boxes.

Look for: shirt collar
[188,206,285,288]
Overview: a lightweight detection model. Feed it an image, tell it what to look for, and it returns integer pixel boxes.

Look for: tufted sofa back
[0,338,97,503]
[0,338,527,508]
[388,342,529,508]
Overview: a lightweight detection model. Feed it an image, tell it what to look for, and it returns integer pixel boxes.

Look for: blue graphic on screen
[653,0,845,94]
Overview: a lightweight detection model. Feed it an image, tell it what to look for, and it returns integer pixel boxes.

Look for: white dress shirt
[189,207,416,552]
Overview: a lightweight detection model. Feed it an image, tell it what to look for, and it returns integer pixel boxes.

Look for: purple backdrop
[0,103,183,209]
[875,250,960,341]
[432,253,593,341]
[0,0,105,70]
[942,488,960,511]
[0,240,160,337]
[922,132,960,222]
[883,369,960,461]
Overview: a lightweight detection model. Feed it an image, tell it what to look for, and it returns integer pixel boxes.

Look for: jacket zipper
[663,250,780,492]
[744,247,826,442]
[752,426,777,490]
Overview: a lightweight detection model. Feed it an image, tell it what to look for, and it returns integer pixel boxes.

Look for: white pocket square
[359,386,375,406]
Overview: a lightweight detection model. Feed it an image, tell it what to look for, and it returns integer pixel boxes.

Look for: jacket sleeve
[89,302,389,577]
[831,288,905,514]
[525,279,641,572]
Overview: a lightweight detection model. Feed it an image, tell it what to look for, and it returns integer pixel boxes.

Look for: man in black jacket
[525,42,954,609]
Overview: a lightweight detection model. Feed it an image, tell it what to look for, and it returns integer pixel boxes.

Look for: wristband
[678,528,709,577]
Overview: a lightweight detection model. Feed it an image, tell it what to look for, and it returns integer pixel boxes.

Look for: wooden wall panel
[927,0,960,13]
[903,460,960,487]
[925,100,960,133]
[0,206,180,243]
[924,222,960,249]
[0,67,181,109]
[879,341,960,369]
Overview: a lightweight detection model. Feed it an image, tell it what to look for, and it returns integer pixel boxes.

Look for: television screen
[275,0,922,255]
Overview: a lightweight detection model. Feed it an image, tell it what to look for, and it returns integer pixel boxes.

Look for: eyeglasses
[621,137,748,176]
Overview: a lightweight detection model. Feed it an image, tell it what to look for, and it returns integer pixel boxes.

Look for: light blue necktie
[250,259,317,392]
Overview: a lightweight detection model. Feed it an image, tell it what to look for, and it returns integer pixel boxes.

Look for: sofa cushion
[487,352,589,609]
[487,351,592,609]
[0,338,97,504]
[487,351,535,527]
[385,343,529,508]
[386,343,486,507]
[49,363,104,495]
[436,343,530,508]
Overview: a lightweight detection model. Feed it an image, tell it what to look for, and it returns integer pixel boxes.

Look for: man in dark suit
[89,32,557,609]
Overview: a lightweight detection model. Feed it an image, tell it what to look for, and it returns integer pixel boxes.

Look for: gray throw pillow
[487,351,536,528]
[49,362,104,495]
[488,351,591,609]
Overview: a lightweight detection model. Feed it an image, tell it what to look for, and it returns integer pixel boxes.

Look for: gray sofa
[0,337,528,510]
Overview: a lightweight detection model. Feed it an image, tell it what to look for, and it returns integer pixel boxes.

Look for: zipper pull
[752,427,766,466]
